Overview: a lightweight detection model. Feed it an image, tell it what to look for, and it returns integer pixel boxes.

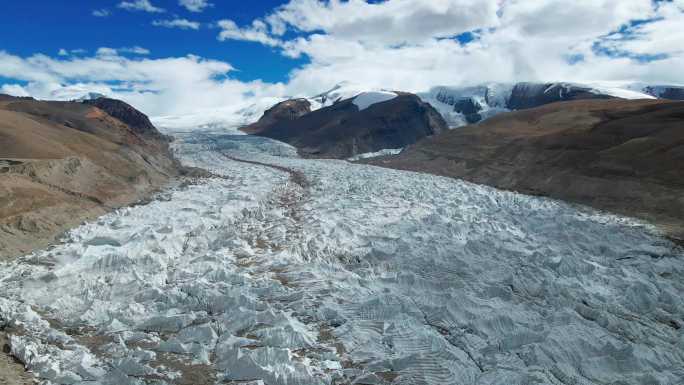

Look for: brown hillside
[367,99,684,241]
[0,96,180,260]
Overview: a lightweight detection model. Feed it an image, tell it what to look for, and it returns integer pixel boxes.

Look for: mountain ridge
[0,94,184,260]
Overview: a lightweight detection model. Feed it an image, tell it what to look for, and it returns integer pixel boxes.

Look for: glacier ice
[0,130,682,385]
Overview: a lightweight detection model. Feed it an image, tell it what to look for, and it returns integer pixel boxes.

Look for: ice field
[1,131,683,385]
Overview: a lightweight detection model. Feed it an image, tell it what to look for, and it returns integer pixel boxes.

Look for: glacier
[0,128,683,385]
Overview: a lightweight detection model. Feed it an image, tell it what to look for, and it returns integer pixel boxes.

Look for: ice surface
[352,91,398,111]
[1,131,683,385]
[347,148,403,161]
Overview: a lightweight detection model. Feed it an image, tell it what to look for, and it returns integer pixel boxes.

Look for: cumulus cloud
[179,0,213,13]
[594,1,684,59]
[2,0,683,126]
[96,46,150,57]
[217,0,684,94]
[153,18,201,30]
[270,0,500,45]
[217,20,282,47]
[92,9,110,17]
[0,50,286,124]
[1,83,31,97]
[118,0,165,13]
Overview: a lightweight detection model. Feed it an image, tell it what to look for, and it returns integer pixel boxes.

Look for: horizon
[0,0,682,119]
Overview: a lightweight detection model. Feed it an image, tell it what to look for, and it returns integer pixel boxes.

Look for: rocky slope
[367,98,684,241]
[242,92,447,158]
[241,98,312,134]
[642,85,684,100]
[0,95,181,261]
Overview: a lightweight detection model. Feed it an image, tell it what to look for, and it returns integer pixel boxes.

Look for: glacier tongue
[1,131,683,385]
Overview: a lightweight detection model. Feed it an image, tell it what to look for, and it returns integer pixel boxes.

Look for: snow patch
[352,91,398,111]
[347,148,403,161]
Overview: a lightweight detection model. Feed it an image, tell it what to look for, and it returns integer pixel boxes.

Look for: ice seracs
[1,130,682,385]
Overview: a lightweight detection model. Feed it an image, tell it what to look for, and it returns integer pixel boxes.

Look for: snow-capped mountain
[308,81,400,111]
[242,90,446,158]
[308,81,370,109]
[302,81,682,129]
[418,82,660,127]
[630,84,684,100]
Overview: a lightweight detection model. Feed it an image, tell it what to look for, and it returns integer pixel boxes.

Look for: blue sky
[0,0,305,83]
[0,0,681,120]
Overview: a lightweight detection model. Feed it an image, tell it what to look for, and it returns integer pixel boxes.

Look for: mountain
[0,94,182,260]
[241,98,312,134]
[242,91,447,158]
[83,97,164,139]
[366,98,684,242]
[641,85,684,100]
[418,82,659,127]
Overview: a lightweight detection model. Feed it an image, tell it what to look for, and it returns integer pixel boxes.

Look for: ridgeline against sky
[0,0,682,117]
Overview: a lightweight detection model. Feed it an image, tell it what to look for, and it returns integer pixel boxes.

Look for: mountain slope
[0,95,181,260]
[243,92,447,158]
[419,82,658,127]
[367,98,684,241]
[241,98,312,134]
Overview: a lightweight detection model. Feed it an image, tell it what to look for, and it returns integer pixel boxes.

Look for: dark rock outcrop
[506,82,613,110]
[242,99,311,134]
[82,97,162,138]
[368,99,684,241]
[243,93,447,158]
[644,86,684,100]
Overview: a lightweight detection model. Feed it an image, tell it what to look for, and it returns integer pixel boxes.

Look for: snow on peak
[309,82,398,111]
[75,92,106,102]
[347,147,403,161]
[310,82,367,109]
[352,91,398,111]
[581,83,656,100]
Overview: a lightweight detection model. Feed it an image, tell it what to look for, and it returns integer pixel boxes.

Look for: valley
[1,129,682,385]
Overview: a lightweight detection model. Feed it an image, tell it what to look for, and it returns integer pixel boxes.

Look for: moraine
[0,129,682,385]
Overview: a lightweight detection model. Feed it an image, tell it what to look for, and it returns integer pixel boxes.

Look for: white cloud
[595,1,684,58]
[59,48,88,57]
[1,84,31,97]
[0,50,286,123]
[92,9,110,17]
[268,0,501,45]
[2,0,683,127]
[122,46,151,55]
[153,18,201,30]
[217,20,282,47]
[118,0,165,13]
[179,0,213,13]
[96,47,151,56]
[215,0,683,94]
